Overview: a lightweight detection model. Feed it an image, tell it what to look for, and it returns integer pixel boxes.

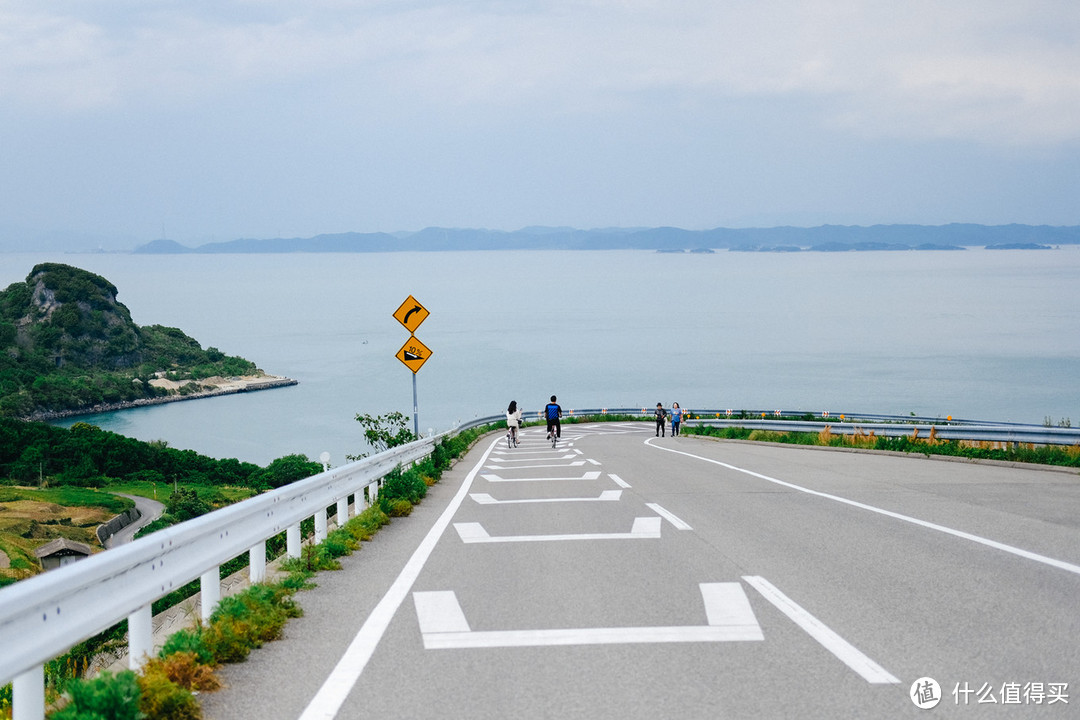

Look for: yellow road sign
[393,295,430,333]
[396,335,432,374]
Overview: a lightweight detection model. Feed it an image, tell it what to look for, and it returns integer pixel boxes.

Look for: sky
[1,0,1079,249]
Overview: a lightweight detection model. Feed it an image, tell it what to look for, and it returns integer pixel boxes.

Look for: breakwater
[24,377,298,422]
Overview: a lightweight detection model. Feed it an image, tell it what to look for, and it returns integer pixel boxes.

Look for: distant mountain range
[132,224,1080,254]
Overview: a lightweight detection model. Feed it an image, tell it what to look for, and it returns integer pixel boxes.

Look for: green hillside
[0,263,257,417]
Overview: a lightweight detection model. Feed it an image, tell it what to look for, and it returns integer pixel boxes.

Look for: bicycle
[548,424,558,449]
[506,425,519,449]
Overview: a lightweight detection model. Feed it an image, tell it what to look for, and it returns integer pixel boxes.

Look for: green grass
[105,480,255,504]
[0,486,133,513]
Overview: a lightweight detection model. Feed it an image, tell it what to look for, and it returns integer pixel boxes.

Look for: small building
[35,538,93,570]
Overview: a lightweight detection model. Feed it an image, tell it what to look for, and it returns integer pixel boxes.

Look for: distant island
[132,223,1080,254]
[0,263,294,419]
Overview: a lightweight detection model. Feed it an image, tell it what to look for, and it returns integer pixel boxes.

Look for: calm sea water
[2,248,1078,465]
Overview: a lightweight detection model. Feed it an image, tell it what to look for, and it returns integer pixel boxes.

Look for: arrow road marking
[413,583,763,649]
[454,516,661,543]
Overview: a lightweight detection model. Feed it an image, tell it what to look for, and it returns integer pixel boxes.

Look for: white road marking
[645,439,1080,577]
[470,490,623,505]
[481,471,602,483]
[486,460,586,470]
[743,576,899,685]
[488,453,578,462]
[413,582,763,649]
[298,437,500,720]
[645,503,693,530]
[453,516,662,543]
[608,474,632,488]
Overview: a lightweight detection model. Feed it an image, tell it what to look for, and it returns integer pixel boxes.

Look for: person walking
[506,400,522,446]
[655,402,667,437]
[670,402,683,436]
[545,395,563,440]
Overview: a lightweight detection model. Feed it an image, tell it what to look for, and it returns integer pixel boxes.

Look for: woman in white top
[506,400,523,445]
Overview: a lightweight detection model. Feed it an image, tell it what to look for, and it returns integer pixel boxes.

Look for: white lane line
[645,503,693,530]
[453,516,662,543]
[645,439,1080,577]
[743,576,899,685]
[414,582,762,649]
[608,474,632,488]
[470,490,622,505]
[481,471,602,483]
[297,437,499,720]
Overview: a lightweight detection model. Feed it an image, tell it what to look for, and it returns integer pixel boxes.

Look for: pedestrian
[671,402,682,436]
[655,402,666,436]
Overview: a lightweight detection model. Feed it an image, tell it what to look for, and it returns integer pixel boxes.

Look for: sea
[2,247,1078,467]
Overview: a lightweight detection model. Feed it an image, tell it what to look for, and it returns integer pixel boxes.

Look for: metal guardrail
[0,432,444,712]
[458,407,1080,446]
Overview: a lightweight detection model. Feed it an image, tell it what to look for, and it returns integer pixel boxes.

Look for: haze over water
[3,248,1078,466]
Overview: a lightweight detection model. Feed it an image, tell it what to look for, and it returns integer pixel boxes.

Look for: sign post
[393,296,432,438]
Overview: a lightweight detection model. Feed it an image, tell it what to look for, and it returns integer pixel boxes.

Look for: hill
[132,223,1080,254]
[0,263,287,418]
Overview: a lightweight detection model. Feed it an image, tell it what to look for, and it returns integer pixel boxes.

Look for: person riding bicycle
[544,395,562,440]
[506,400,522,445]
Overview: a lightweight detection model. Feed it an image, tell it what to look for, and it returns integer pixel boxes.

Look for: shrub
[379,468,427,505]
[49,671,142,720]
[344,505,389,542]
[201,585,301,663]
[159,630,213,667]
[141,654,219,693]
[136,671,200,720]
[380,498,413,517]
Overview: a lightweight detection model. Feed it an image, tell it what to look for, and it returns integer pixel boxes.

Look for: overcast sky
[2,0,1079,246]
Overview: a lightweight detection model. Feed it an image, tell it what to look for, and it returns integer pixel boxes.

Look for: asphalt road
[199,423,1080,719]
[105,493,166,547]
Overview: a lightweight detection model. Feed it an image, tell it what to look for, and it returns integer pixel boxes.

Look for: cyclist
[506,400,522,446]
[544,395,562,440]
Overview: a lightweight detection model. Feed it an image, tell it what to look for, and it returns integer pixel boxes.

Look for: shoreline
[23,375,298,422]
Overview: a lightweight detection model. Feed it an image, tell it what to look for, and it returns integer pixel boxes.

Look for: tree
[255,454,322,490]
[348,411,416,460]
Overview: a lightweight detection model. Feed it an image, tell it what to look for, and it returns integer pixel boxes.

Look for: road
[199,423,1080,719]
[105,493,166,547]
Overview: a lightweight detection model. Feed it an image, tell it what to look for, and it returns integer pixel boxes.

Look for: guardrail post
[287,523,301,559]
[13,665,44,720]
[315,508,328,543]
[249,541,266,583]
[200,568,221,622]
[128,604,153,670]
[337,497,349,527]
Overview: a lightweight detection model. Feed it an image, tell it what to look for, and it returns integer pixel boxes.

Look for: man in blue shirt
[545,395,562,440]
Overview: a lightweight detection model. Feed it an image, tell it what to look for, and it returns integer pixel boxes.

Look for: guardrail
[464,407,1080,446]
[0,432,446,720]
